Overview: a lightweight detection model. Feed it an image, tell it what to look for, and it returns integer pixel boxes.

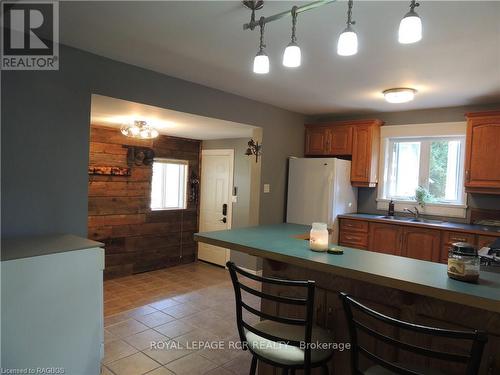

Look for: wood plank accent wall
[88,125,201,279]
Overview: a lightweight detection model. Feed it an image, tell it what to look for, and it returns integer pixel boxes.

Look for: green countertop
[195,223,500,313]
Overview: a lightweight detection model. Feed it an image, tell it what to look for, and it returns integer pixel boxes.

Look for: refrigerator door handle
[326,172,334,228]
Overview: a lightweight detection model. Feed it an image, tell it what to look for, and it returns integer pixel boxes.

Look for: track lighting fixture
[337,0,358,56]
[243,0,425,75]
[398,0,422,44]
[253,17,269,74]
[282,6,301,68]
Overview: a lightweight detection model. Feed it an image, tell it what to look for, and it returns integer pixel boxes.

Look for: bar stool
[339,292,488,375]
[227,261,334,375]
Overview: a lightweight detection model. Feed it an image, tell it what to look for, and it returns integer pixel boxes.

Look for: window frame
[376,122,468,218]
[384,136,466,205]
[150,158,189,211]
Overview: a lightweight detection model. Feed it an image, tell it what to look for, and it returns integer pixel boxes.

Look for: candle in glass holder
[310,222,329,252]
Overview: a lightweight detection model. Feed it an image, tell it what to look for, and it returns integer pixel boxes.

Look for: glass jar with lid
[447,242,480,283]
[310,222,329,252]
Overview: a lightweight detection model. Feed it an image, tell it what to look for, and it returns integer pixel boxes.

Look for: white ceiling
[61,1,500,114]
[91,94,256,140]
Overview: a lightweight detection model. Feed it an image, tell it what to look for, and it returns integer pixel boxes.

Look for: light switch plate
[263,184,270,193]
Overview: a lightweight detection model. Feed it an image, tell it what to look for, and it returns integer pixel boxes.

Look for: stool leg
[321,363,329,375]
[249,356,257,375]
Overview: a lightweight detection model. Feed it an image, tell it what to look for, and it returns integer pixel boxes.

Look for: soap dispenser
[388,200,395,217]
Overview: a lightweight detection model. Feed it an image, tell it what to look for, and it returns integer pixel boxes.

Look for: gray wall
[1,44,305,238]
[308,104,500,220]
[202,138,261,271]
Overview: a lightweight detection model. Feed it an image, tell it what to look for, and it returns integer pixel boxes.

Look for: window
[150,159,188,210]
[383,136,465,204]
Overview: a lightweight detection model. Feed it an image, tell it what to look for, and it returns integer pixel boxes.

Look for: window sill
[150,207,186,211]
[376,199,467,219]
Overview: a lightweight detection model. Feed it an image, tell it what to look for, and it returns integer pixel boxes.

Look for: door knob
[220,217,227,223]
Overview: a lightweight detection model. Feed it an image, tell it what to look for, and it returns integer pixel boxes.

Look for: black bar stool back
[339,292,488,375]
[227,261,333,375]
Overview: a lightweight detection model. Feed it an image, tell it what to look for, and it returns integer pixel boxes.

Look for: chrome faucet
[404,207,420,220]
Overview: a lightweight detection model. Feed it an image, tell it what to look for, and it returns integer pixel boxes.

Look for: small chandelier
[120,120,159,139]
[245,139,262,163]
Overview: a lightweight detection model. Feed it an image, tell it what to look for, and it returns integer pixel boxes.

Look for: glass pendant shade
[337,27,358,56]
[398,11,422,44]
[253,51,269,74]
[282,42,301,68]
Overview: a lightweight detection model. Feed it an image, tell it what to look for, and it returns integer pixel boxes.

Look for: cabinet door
[305,127,329,155]
[477,235,497,249]
[327,126,352,155]
[465,113,500,191]
[440,231,476,264]
[368,223,403,255]
[351,122,381,187]
[402,227,441,262]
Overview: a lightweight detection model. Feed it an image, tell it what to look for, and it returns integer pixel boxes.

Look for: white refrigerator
[286,157,357,243]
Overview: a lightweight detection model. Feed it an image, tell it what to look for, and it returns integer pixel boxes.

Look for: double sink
[376,215,444,224]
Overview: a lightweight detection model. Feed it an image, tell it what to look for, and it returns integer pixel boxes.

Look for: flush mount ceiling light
[121,120,159,139]
[282,6,301,68]
[398,0,422,44]
[337,0,358,56]
[242,0,424,74]
[383,88,417,104]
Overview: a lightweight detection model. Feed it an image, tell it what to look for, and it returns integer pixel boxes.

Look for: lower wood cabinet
[368,223,402,256]
[339,218,368,249]
[339,217,500,263]
[440,231,476,263]
[477,235,498,249]
[401,227,441,262]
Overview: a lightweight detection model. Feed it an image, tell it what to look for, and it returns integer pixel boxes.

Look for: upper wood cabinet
[305,124,352,156]
[351,120,382,187]
[464,111,500,194]
[305,119,382,187]
[305,126,329,155]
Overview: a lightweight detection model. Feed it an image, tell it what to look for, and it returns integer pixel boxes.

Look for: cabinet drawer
[339,231,368,248]
[442,231,475,246]
[340,219,368,233]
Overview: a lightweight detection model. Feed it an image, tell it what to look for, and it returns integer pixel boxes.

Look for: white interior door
[198,149,234,266]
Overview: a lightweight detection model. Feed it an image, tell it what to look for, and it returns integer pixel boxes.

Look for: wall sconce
[245,139,262,163]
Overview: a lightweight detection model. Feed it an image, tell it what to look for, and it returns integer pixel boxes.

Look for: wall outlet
[263,184,270,193]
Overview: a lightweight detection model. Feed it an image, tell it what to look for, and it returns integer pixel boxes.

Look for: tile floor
[102,262,260,375]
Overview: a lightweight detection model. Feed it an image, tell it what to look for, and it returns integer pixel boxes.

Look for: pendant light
[253,17,269,74]
[282,6,301,68]
[337,0,358,56]
[398,0,422,44]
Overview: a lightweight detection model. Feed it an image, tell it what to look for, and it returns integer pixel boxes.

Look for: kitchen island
[195,223,500,374]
